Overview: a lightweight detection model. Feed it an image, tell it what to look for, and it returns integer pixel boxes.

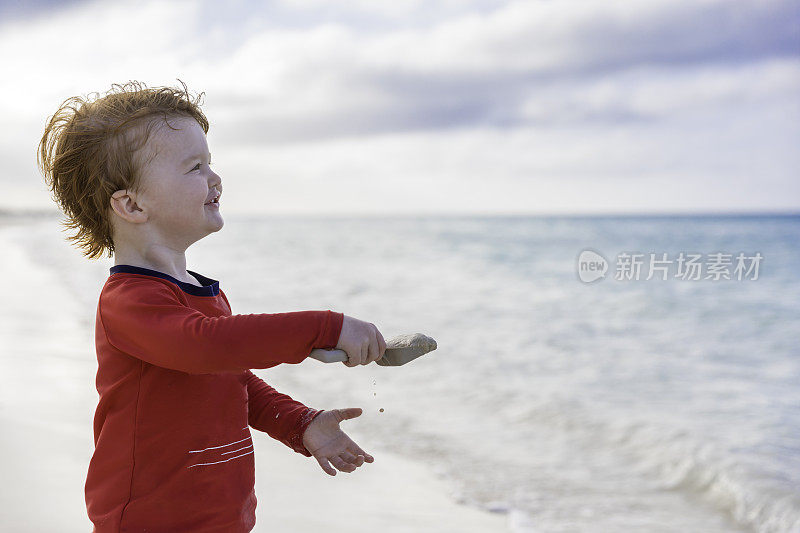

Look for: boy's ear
[110,189,148,223]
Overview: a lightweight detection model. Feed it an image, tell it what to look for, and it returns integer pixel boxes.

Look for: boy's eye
[190,161,211,172]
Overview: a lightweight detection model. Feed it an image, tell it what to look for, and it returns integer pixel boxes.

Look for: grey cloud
[209,0,799,144]
[566,0,799,70]
[0,0,87,26]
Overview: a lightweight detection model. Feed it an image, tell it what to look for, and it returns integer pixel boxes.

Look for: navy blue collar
[109,264,220,297]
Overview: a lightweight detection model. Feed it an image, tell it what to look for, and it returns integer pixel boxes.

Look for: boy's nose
[209,174,222,192]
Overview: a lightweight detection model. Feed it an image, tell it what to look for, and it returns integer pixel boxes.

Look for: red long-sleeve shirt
[85,264,343,532]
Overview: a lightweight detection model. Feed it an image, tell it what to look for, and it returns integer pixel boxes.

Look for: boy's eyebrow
[180,152,212,166]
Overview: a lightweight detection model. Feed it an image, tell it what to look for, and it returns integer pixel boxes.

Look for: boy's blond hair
[38,79,209,260]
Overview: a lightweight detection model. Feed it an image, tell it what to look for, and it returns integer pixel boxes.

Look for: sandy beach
[0,219,507,532]
[1,408,507,532]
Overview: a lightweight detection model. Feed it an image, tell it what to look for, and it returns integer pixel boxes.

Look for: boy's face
[118,116,223,246]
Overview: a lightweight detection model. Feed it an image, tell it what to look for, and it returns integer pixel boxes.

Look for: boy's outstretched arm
[246,370,374,473]
[98,278,342,374]
[301,408,375,475]
[244,370,324,457]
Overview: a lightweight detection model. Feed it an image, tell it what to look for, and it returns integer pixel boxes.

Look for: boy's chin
[205,210,224,226]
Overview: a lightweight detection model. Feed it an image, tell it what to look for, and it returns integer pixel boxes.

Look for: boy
[38,80,386,532]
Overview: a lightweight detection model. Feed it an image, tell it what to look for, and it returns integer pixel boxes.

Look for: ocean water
[2,212,798,532]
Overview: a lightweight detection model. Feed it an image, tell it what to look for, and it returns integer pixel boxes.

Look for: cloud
[1,0,798,213]
[192,0,800,143]
[0,0,86,24]
[211,119,800,216]
[6,0,798,139]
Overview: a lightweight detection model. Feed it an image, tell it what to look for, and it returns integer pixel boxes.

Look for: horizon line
[2,207,799,219]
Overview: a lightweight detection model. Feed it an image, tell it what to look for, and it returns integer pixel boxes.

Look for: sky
[1,0,798,216]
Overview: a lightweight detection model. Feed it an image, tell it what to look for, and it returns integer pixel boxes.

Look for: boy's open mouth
[205,193,221,205]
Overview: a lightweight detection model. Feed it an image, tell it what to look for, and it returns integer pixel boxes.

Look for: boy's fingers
[350,445,374,463]
[340,451,363,466]
[339,450,356,461]
[347,452,369,466]
[337,407,362,421]
[330,456,356,473]
[366,330,377,364]
[377,331,386,358]
[316,456,336,476]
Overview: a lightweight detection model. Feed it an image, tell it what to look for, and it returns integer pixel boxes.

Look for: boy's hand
[303,408,374,476]
[336,315,386,367]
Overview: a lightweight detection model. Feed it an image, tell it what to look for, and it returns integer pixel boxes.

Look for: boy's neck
[113,246,193,284]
